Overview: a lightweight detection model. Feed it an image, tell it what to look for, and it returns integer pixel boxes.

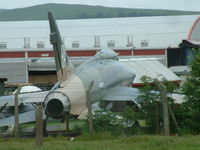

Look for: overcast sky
[1,0,200,11]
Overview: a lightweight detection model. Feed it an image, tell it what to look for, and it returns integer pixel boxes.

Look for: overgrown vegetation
[181,48,200,134]
[87,77,179,135]
[83,108,139,136]
[86,48,200,135]
[0,3,200,21]
[136,76,178,135]
[2,49,200,140]
[80,68,200,136]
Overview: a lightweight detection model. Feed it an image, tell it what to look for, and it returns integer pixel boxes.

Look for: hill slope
[0,3,200,21]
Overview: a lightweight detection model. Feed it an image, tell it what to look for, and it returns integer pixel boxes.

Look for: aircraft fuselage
[44,51,135,119]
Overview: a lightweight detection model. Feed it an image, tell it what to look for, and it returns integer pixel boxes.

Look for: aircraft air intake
[44,91,71,119]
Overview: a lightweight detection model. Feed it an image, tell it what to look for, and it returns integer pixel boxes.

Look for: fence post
[35,104,43,146]
[14,86,21,138]
[154,79,170,136]
[86,81,94,134]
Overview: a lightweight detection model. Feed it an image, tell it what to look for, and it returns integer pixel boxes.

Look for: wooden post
[14,86,21,138]
[35,104,43,146]
[155,102,159,135]
[86,81,94,134]
[0,78,7,96]
[43,118,47,137]
[66,116,69,131]
[154,79,170,136]
[168,103,180,130]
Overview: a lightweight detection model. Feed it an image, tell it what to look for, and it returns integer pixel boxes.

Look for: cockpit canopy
[93,49,119,61]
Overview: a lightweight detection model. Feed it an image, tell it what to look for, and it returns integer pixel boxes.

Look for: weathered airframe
[0,12,138,127]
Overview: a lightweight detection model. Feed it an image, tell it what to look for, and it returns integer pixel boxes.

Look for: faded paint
[115,50,132,56]
[133,49,165,55]
[187,17,200,41]
[28,51,54,57]
[67,51,97,57]
[0,52,25,58]
[57,75,86,115]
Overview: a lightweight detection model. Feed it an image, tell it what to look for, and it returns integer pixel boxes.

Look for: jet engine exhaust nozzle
[44,91,70,119]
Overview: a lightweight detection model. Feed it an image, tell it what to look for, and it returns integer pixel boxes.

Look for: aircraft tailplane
[48,11,72,84]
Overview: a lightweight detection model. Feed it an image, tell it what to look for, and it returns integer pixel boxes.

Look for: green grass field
[0,135,200,150]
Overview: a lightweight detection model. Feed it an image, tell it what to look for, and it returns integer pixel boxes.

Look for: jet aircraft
[0,12,139,128]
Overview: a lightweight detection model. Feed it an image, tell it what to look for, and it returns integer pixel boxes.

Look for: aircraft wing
[78,87,139,119]
[0,110,46,127]
[0,91,49,107]
[102,86,139,104]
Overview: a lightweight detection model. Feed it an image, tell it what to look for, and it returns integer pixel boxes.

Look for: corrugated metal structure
[121,58,181,86]
[0,15,199,85]
[0,57,181,85]
[0,15,199,49]
[0,61,28,84]
[0,14,199,68]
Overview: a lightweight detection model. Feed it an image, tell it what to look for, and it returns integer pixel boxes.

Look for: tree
[182,48,200,134]
[136,76,178,135]
[136,76,161,134]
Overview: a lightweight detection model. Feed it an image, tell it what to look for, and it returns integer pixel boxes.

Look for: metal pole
[14,86,21,138]
[154,79,170,136]
[35,104,43,146]
[86,81,94,134]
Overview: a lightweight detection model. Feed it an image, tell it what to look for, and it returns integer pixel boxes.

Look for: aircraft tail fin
[48,12,72,84]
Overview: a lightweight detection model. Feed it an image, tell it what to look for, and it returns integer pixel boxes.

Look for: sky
[0,0,200,11]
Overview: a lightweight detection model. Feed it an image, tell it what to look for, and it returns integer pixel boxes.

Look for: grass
[0,135,200,150]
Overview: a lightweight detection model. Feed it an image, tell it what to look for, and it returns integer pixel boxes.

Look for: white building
[0,15,199,85]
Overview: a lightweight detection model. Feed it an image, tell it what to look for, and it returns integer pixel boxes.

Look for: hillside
[0,3,200,21]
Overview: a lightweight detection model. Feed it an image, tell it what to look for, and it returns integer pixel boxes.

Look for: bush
[92,110,124,136]
[83,108,140,136]
[181,49,200,134]
[136,76,180,135]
